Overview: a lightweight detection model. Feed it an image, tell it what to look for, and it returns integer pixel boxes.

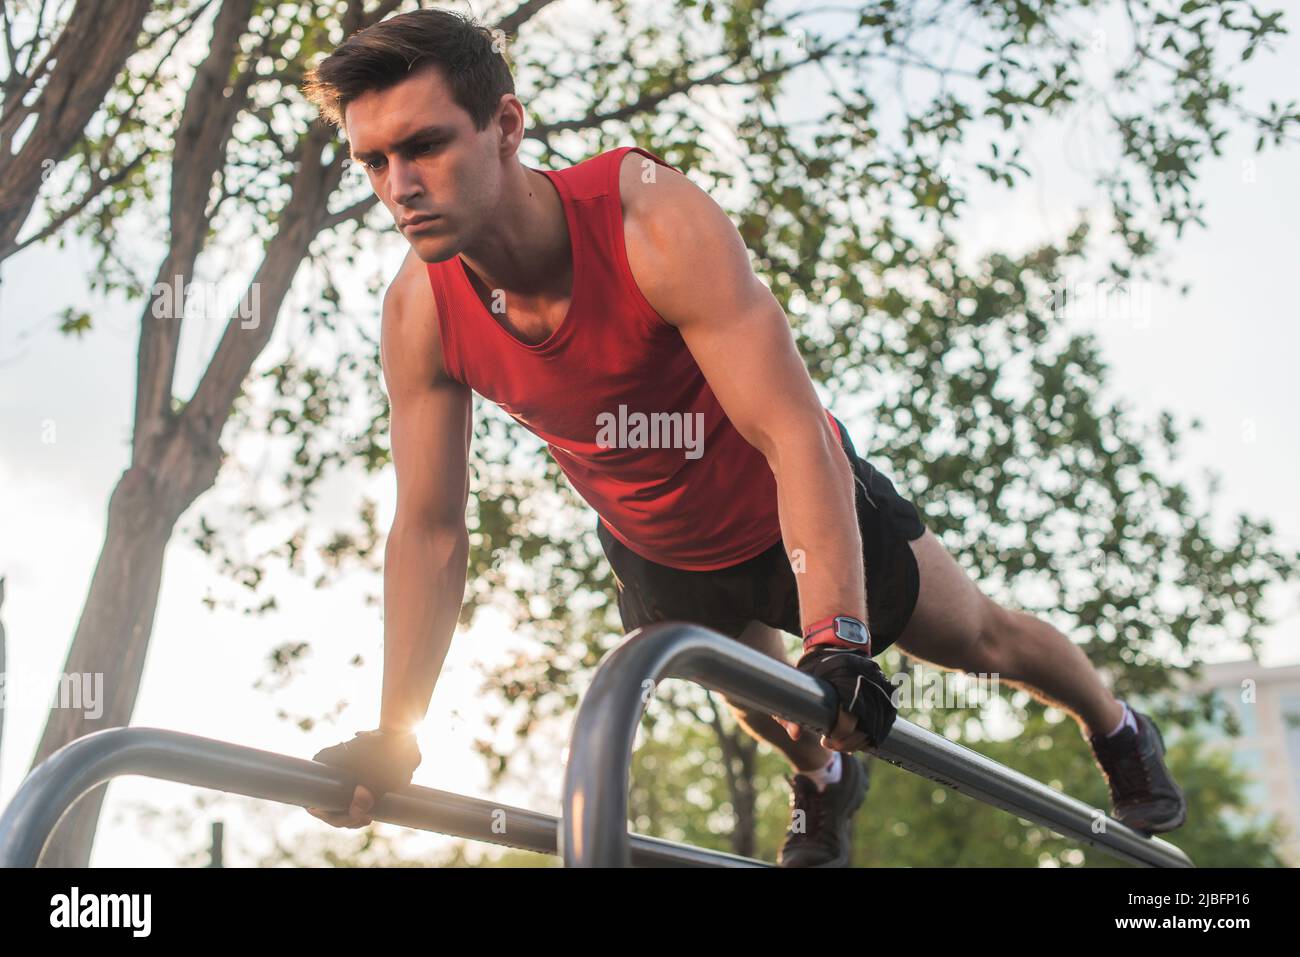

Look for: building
[1177,659,1300,866]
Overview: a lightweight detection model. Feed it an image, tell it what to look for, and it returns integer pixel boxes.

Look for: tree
[22,0,394,865]
[0,0,158,264]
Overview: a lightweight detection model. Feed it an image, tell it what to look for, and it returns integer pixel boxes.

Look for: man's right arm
[377,248,473,734]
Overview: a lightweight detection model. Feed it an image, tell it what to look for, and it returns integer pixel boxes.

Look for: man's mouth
[401,214,440,231]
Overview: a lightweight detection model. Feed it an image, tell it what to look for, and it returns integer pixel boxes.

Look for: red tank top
[426,145,838,570]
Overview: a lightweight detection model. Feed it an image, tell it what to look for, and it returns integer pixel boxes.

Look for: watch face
[834,616,870,645]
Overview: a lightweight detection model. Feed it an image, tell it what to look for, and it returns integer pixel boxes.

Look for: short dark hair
[302,8,515,131]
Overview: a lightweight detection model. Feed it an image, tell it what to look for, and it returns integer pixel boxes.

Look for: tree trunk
[31,455,202,866]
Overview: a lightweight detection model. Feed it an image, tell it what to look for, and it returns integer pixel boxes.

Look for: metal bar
[560,622,1194,868]
[0,727,768,867]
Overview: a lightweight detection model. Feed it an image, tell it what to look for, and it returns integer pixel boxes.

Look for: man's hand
[306,784,379,829]
[778,648,897,752]
[779,707,873,753]
[305,729,421,829]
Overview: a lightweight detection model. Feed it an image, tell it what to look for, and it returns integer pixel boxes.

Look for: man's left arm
[621,156,876,749]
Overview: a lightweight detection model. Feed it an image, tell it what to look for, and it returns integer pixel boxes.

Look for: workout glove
[312,729,422,800]
[796,647,898,748]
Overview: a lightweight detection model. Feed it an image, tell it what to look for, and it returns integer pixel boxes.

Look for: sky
[0,1,1297,866]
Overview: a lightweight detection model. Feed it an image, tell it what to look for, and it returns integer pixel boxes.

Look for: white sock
[1105,701,1138,738]
[796,751,843,793]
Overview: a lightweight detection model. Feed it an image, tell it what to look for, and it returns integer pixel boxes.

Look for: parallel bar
[0,727,767,868]
[560,622,1194,868]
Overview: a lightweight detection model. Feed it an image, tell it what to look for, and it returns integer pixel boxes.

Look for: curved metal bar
[561,622,1194,868]
[0,726,767,867]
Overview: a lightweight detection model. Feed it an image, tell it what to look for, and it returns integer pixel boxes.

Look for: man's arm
[378,248,473,733]
[620,155,866,637]
[307,251,472,828]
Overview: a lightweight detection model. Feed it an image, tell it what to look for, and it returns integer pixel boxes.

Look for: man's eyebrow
[351,125,454,163]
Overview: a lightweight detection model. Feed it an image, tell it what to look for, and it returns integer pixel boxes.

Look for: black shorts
[595,413,926,657]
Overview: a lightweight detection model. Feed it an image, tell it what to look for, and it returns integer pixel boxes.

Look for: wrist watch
[802,614,872,655]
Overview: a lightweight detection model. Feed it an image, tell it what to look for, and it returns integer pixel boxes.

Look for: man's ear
[495,94,526,157]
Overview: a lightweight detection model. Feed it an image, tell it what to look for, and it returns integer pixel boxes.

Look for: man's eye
[356,142,438,171]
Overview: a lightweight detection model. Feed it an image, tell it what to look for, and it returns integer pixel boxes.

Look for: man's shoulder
[618,151,735,328]
[616,148,682,219]
[384,247,440,327]
[381,248,451,381]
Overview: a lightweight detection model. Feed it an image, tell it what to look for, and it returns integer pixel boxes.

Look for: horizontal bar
[561,622,1194,868]
[0,727,768,868]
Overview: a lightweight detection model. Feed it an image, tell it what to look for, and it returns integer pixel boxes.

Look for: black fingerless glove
[796,647,898,747]
[312,729,422,799]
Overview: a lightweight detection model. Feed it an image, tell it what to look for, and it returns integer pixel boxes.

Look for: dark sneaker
[1088,710,1187,834]
[778,753,869,867]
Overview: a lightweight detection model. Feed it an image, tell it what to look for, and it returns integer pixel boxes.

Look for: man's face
[346,64,504,263]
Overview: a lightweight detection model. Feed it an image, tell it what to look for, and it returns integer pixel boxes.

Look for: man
[300,9,1186,866]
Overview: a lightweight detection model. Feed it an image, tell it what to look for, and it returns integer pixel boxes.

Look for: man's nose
[388,157,425,207]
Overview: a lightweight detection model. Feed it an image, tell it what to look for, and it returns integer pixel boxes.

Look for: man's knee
[723,694,783,734]
[733,620,793,663]
[969,601,1021,676]
[724,622,794,722]
[724,695,761,721]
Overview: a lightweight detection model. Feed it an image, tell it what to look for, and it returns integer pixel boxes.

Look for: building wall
[1179,660,1300,866]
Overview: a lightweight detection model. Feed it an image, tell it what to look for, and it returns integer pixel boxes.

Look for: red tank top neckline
[449,166,584,354]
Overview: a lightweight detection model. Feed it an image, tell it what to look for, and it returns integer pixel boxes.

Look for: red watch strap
[802,615,841,641]
[802,614,871,654]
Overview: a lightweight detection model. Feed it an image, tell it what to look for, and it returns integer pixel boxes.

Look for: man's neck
[459,165,571,301]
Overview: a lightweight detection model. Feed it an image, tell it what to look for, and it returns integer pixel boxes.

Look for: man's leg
[723,620,835,772]
[893,527,1188,834]
[893,528,1124,737]
[726,619,871,867]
